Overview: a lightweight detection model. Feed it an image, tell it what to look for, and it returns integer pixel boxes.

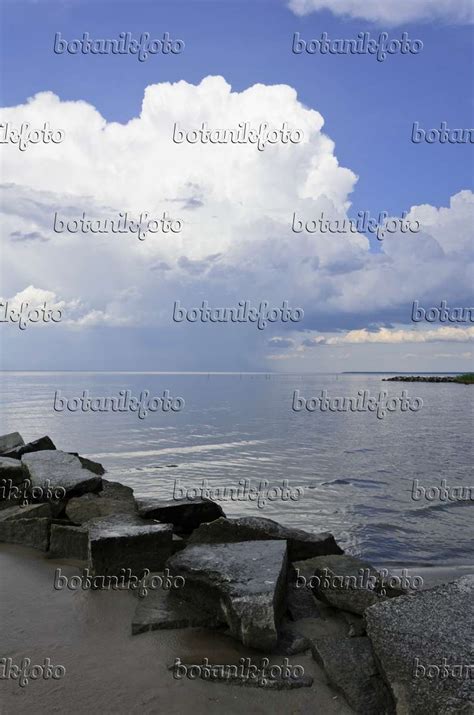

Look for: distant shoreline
[342,371,466,375]
[383,373,474,385]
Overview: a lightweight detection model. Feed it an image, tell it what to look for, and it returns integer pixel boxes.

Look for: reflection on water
[1,372,472,566]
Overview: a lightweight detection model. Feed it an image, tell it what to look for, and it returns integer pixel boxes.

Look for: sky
[0,0,473,372]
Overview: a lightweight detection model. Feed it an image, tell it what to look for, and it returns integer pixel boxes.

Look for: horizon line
[0,370,466,375]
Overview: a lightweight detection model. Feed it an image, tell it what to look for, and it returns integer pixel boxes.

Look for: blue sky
[2,0,473,217]
[0,0,473,371]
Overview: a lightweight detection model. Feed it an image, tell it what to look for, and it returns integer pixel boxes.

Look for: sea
[1,371,472,569]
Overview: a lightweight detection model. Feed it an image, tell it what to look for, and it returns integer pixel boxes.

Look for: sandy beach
[2,541,473,714]
[0,543,355,715]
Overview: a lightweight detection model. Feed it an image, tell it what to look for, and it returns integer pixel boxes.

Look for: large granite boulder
[167,540,288,650]
[0,516,51,551]
[136,497,224,534]
[68,453,106,475]
[2,435,56,459]
[22,450,102,497]
[49,523,89,560]
[0,503,53,551]
[292,554,386,615]
[310,636,395,713]
[0,432,24,454]
[188,516,343,561]
[66,480,136,524]
[286,567,323,620]
[88,514,173,578]
[365,575,474,714]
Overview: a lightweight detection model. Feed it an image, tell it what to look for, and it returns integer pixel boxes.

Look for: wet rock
[0,517,51,551]
[0,498,21,511]
[168,540,288,651]
[22,450,102,497]
[275,622,311,655]
[292,554,386,615]
[68,453,106,475]
[310,636,394,714]
[65,480,136,524]
[286,574,322,620]
[3,435,56,459]
[136,497,224,534]
[49,509,143,561]
[88,514,173,578]
[0,457,25,488]
[341,611,366,637]
[0,432,24,454]
[171,534,187,554]
[188,516,343,561]
[0,503,52,521]
[132,589,222,635]
[365,575,474,714]
[284,612,348,643]
[48,523,89,560]
[100,480,133,498]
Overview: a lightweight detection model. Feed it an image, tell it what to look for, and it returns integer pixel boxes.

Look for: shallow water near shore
[1,371,473,568]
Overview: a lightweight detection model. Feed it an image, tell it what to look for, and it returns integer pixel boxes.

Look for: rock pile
[383,375,461,383]
[1,431,472,713]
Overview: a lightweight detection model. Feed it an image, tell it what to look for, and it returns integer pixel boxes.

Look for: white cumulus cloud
[1,76,473,370]
[288,0,474,25]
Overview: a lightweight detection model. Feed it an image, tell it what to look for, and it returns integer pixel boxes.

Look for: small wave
[89,439,266,459]
[411,498,474,516]
[344,448,375,454]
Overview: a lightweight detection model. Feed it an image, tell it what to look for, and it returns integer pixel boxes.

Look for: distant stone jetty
[1,431,473,713]
[383,374,473,385]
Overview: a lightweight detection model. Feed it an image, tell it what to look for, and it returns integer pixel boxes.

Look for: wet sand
[0,544,353,715]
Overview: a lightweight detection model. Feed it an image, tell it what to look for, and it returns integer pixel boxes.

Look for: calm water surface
[1,372,472,567]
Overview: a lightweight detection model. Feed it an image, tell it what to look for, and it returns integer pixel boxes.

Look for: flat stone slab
[0,517,51,551]
[22,450,102,497]
[310,636,394,714]
[3,435,56,459]
[188,516,343,561]
[136,497,224,534]
[292,554,386,615]
[132,588,222,635]
[365,575,474,714]
[0,432,24,454]
[0,503,52,521]
[48,510,142,561]
[88,514,173,577]
[66,480,137,524]
[168,540,288,651]
[0,457,25,487]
